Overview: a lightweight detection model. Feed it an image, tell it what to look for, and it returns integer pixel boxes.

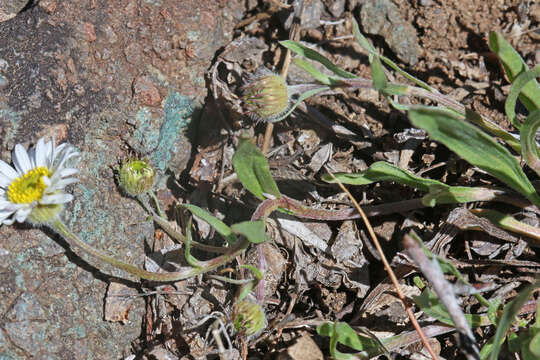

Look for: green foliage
[317,322,389,359]
[321,161,445,191]
[412,287,488,328]
[520,109,540,177]
[230,220,269,244]
[184,217,203,268]
[505,65,540,129]
[236,264,263,302]
[181,204,269,245]
[488,32,540,112]
[182,203,238,244]
[486,279,540,360]
[233,139,281,200]
[280,40,357,79]
[409,107,540,208]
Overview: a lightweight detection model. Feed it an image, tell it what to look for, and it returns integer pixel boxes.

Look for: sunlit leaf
[280,40,357,79]
[231,220,269,244]
[292,58,342,86]
[181,204,238,244]
[489,32,540,112]
[322,161,444,191]
[233,139,281,200]
[505,65,540,129]
[409,107,540,208]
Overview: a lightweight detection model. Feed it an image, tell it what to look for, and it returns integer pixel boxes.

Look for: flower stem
[51,219,248,282]
[136,194,229,254]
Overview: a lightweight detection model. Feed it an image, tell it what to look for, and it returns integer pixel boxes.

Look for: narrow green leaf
[489,32,540,112]
[465,109,521,153]
[280,40,357,79]
[181,204,238,244]
[370,56,387,91]
[231,220,269,244]
[351,17,376,53]
[292,58,342,86]
[480,336,495,360]
[236,265,263,302]
[530,332,540,357]
[520,109,540,177]
[409,107,540,208]
[413,287,487,328]
[322,161,445,192]
[233,139,281,200]
[317,322,381,359]
[421,185,505,207]
[489,279,540,360]
[350,17,433,92]
[269,86,328,123]
[239,264,263,281]
[184,217,203,268]
[506,65,540,129]
[488,299,502,326]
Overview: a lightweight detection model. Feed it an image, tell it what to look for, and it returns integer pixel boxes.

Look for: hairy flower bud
[241,74,289,122]
[232,300,266,337]
[117,159,154,196]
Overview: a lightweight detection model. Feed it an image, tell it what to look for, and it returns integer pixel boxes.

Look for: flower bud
[232,300,266,337]
[241,74,289,122]
[117,159,155,196]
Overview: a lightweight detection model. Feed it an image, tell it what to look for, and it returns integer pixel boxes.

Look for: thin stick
[324,166,440,360]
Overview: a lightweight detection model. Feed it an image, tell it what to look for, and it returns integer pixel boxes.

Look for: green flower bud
[232,300,266,337]
[117,159,155,196]
[242,74,289,122]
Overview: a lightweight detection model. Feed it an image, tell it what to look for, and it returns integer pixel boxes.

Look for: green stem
[137,195,228,254]
[148,190,164,218]
[51,219,248,282]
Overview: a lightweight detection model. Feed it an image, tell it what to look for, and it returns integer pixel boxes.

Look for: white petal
[13,144,32,175]
[2,218,15,225]
[14,207,31,223]
[53,153,78,174]
[42,176,51,187]
[59,168,78,178]
[34,138,47,167]
[0,160,18,182]
[40,193,72,204]
[47,178,78,191]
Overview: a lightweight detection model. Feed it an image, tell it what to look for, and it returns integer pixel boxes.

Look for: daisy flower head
[0,138,80,225]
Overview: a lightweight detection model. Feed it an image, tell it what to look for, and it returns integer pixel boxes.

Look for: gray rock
[360,0,420,65]
[0,0,243,357]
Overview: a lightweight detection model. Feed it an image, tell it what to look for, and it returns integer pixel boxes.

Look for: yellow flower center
[7,167,52,204]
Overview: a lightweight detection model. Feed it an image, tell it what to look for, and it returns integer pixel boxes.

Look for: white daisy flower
[0,138,79,225]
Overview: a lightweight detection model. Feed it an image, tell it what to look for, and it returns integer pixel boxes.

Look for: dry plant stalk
[324,166,440,360]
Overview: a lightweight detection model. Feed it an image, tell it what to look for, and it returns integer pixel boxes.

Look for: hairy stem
[51,219,248,282]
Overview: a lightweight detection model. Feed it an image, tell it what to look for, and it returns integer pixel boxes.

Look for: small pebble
[0,59,7,72]
[0,75,8,90]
